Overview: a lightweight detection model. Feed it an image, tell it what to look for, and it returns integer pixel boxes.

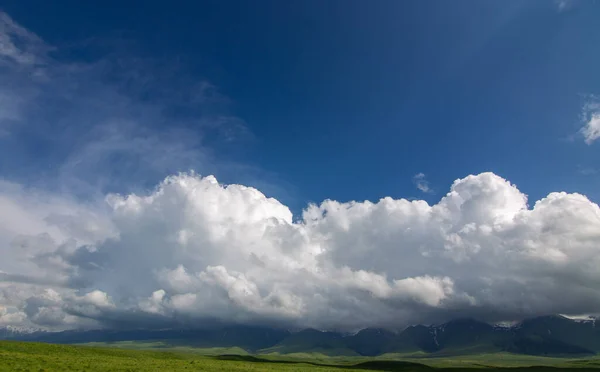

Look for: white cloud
[412,173,433,194]
[2,11,600,332]
[580,99,600,145]
[582,114,600,145]
[0,12,52,135]
[0,12,51,67]
[2,172,600,331]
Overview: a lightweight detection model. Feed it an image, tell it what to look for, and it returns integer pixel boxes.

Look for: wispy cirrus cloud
[0,12,258,199]
[555,0,576,12]
[0,11,51,67]
[577,165,598,176]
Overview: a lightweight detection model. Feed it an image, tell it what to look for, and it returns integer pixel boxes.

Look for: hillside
[261,328,358,356]
[0,341,384,372]
[3,340,600,371]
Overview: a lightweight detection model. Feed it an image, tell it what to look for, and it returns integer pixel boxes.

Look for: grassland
[0,341,380,372]
[72,340,600,368]
[3,340,600,371]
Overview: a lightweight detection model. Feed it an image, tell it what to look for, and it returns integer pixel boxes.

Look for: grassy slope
[5,340,600,371]
[0,340,379,372]
[80,340,251,355]
[76,340,600,367]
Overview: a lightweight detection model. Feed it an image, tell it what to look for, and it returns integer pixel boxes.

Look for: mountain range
[2,315,599,357]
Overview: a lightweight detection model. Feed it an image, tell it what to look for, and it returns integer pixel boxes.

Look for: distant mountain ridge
[0,325,44,339]
[2,315,600,357]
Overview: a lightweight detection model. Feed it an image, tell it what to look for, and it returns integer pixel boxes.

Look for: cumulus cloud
[0,11,288,330]
[2,11,600,333]
[412,173,433,194]
[2,172,600,331]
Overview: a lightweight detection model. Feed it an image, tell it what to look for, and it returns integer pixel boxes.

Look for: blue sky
[4,1,600,332]
[2,0,599,214]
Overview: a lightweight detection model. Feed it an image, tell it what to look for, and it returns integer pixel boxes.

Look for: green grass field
[0,341,379,372]
[71,340,600,368]
[3,340,600,371]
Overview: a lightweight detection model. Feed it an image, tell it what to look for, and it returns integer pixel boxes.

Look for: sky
[1,0,600,332]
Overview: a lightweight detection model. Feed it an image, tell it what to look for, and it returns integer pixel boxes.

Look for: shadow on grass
[216,355,434,371]
[215,355,600,372]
